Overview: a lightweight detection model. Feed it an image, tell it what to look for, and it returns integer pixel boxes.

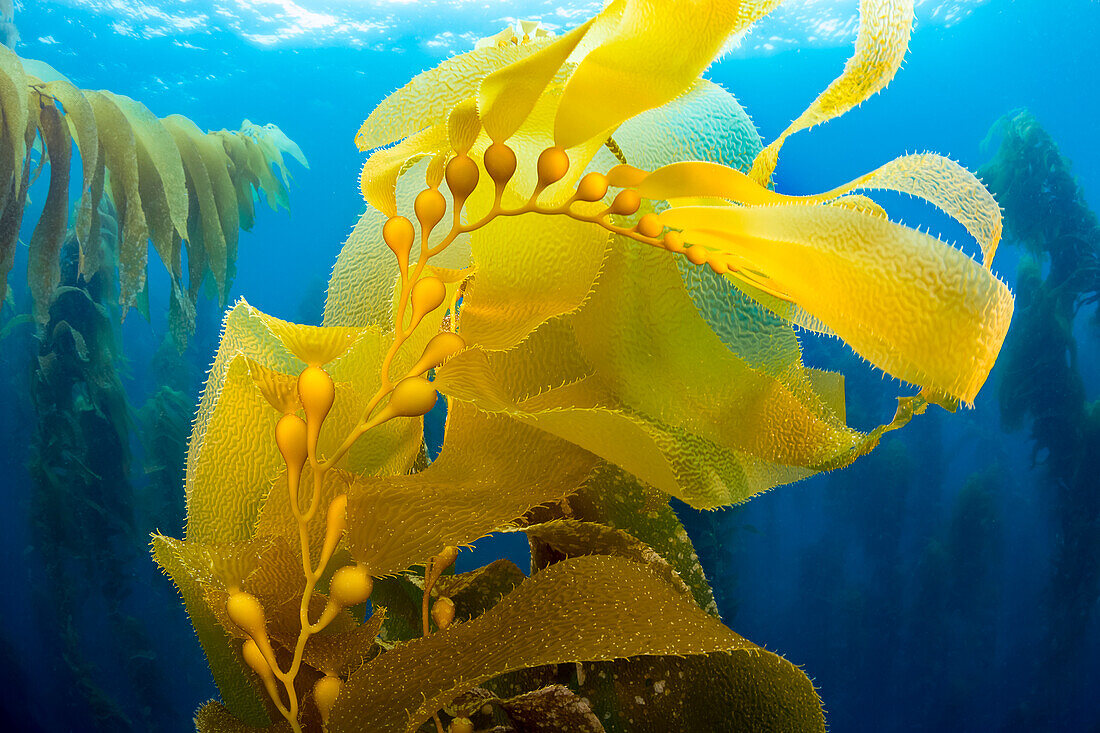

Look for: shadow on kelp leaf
[155,1,1017,731]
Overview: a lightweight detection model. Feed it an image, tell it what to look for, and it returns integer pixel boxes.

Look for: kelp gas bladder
[154,1,1014,731]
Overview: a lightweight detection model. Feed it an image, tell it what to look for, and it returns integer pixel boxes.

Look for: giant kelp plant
[0,39,307,730]
[151,1,1016,731]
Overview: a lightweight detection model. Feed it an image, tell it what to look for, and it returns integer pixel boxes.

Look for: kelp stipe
[156,1,1014,731]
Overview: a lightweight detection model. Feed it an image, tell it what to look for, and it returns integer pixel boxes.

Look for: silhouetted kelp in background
[979,108,1100,727]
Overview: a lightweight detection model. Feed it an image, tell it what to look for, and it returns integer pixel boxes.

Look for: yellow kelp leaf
[151,534,272,728]
[478,17,595,143]
[245,358,300,414]
[460,210,610,350]
[356,40,556,152]
[86,90,150,311]
[344,401,598,578]
[27,100,71,325]
[0,44,28,200]
[186,354,284,542]
[163,114,229,300]
[447,97,481,154]
[42,79,99,247]
[187,300,420,541]
[440,239,879,508]
[360,124,448,217]
[553,0,782,149]
[642,153,1001,263]
[300,608,386,678]
[660,204,1014,403]
[328,555,755,733]
[750,0,915,184]
[433,559,527,622]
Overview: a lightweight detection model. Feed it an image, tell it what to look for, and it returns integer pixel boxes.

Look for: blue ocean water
[0,0,1097,730]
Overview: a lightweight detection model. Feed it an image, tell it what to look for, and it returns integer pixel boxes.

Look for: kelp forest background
[1,1,1099,731]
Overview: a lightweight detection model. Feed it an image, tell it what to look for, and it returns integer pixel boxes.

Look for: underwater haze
[0,0,1099,731]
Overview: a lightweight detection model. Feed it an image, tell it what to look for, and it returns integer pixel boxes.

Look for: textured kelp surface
[153,0,1015,730]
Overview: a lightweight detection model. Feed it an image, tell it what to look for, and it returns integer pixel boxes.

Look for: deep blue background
[1,0,1098,730]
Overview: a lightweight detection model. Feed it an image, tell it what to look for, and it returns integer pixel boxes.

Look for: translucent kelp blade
[356,40,556,152]
[328,555,755,733]
[109,93,190,239]
[360,124,448,216]
[660,204,1014,404]
[461,210,610,350]
[344,401,598,578]
[0,45,28,197]
[641,153,1002,264]
[553,0,782,149]
[163,114,228,300]
[86,90,150,312]
[580,651,826,732]
[27,101,71,325]
[439,239,892,508]
[252,309,364,366]
[750,0,915,184]
[41,80,98,245]
[478,17,595,143]
[151,534,272,728]
[186,301,419,542]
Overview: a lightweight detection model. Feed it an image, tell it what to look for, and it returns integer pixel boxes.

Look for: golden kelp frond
[356,39,556,153]
[660,203,1014,404]
[195,702,291,733]
[344,401,598,578]
[186,300,422,543]
[552,0,782,150]
[327,555,757,733]
[0,44,28,201]
[750,0,915,184]
[639,153,1002,263]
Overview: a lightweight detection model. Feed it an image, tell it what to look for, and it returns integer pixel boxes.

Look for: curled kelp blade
[660,203,1014,404]
[750,0,915,184]
[328,555,759,733]
[635,153,1003,264]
